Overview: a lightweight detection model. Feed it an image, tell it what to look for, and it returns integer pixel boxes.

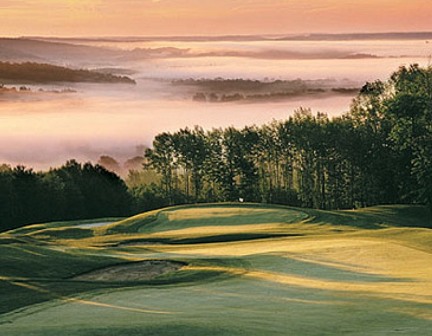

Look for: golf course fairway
[0,203,431,335]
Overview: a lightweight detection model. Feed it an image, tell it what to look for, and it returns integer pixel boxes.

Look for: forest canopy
[0,161,131,232]
[0,62,136,84]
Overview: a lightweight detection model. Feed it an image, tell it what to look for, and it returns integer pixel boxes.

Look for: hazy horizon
[1,1,432,37]
[10,31,432,40]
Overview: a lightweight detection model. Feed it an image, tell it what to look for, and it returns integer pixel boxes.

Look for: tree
[385,65,432,210]
[172,127,208,201]
[0,167,16,230]
[98,155,123,176]
[145,133,177,204]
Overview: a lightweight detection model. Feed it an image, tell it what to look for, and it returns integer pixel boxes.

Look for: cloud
[1,0,431,37]
[0,0,31,8]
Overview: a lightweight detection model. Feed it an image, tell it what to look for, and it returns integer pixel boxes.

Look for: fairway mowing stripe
[6,245,46,257]
[245,270,432,305]
[188,287,350,306]
[9,281,175,315]
[186,266,432,305]
[282,297,350,305]
[391,307,432,321]
[64,298,176,315]
[9,281,54,295]
[287,255,373,273]
[0,276,27,281]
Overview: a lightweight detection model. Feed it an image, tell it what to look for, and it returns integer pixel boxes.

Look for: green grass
[0,203,431,335]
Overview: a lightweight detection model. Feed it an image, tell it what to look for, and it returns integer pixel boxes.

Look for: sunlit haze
[1,0,431,37]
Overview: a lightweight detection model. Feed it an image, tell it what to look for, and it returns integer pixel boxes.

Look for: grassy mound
[0,203,431,335]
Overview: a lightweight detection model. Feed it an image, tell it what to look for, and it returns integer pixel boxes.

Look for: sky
[0,0,431,37]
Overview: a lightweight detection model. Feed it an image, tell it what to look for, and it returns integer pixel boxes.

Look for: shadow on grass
[116,233,303,246]
[0,256,248,316]
[246,253,409,283]
[303,205,432,230]
[8,324,245,336]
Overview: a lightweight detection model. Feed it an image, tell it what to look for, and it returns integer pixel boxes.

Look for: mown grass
[0,203,431,335]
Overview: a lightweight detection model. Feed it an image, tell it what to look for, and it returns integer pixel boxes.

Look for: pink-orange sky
[0,0,431,37]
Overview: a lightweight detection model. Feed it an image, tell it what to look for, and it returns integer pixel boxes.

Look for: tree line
[0,160,131,232]
[134,64,431,213]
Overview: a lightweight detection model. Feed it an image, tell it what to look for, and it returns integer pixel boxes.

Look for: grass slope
[0,203,431,335]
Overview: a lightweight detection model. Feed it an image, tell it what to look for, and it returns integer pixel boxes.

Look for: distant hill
[0,46,44,62]
[277,32,432,41]
[28,32,432,43]
[0,38,122,64]
[0,62,136,84]
[26,35,270,43]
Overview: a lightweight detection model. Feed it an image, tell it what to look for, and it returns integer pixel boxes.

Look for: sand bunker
[74,260,185,282]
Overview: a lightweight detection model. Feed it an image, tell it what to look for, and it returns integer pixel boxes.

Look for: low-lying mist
[0,84,355,170]
[1,37,431,170]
